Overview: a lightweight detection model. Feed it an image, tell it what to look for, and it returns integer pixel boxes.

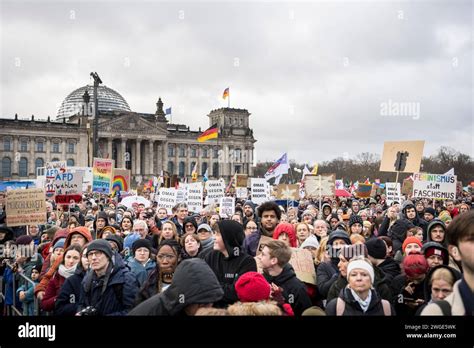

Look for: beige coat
[421,280,465,315]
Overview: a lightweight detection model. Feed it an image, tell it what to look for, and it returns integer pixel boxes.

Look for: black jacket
[79,254,139,316]
[388,219,415,253]
[316,260,339,299]
[128,258,224,315]
[378,257,401,283]
[264,264,312,316]
[204,220,257,305]
[327,265,392,303]
[326,287,395,316]
[391,274,426,316]
[55,266,85,316]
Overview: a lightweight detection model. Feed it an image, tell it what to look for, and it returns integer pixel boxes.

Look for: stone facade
[0,98,256,184]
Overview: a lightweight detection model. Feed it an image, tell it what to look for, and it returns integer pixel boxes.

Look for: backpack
[336,297,391,316]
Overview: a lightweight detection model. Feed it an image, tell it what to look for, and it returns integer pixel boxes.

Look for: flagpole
[228,88,230,108]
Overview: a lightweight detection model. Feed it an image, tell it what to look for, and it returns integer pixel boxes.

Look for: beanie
[86,239,113,260]
[365,238,387,259]
[16,235,33,245]
[402,237,423,254]
[53,238,66,251]
[235,271,271,302]
[424,207,436,217]
[105,234,124,253]
[349,215,363,227]
[132,238,152,256]
[124,232,141,250]
[328,230,351,246]
[347,259,374,284]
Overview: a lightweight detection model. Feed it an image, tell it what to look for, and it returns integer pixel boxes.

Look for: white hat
[300,234,320,249]
[347,259,374,284]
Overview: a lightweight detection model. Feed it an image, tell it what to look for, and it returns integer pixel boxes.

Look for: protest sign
[275,184,300,200]
[289,248,317,285]
[236,187,248,199]
[251,178,269,205]
[112,169,131,192]
[186,182,203,212]
[379,140,424,173]
[92,158,114,194]
[53,171,83,205]
[304,174,335,198]
[205,180,225,205]
[235,174,248,188]
[6,188,47,227]
[219,197,235,218]
[412,173,456,200]
[157,187,178,214]
[356,183,373,198]
[385,182,401,205]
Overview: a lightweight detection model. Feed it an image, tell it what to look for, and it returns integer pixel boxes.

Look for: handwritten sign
[275,184,299,200]
[251,178,269,205]
[304,174,335,198]
[412,173,457,200]
[219,197,235,218]
[205,180,225,205]
[45,161,67,180]
[6,188,47,227]
[157,188,178,214]
[289,248,316,285]
[385,182,401,205]
[92,158,114,194]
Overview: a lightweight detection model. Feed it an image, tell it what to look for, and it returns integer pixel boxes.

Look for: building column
[12,136,18,176]
[46,138,51,163]
[149,140,154,175]
[174,144,178,175]
[161,141,168,174]
[29,137,35,176]
[197,146,202,178]
[130,141,136,174]
[107,138,113,163]
[62,138,67,163]
[120,138,126,168]
[136,139,141,175]
[185,144,191,180]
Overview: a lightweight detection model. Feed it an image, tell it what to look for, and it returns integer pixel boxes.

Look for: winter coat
[41,272,65,312]
[55,267,86,316]
[17,280,39,315]
[378,257,401,283]
[388,219,415,254]
[79,254,139,316]
[128,258,224,315]
[204,220,257,305]
[391,274,426,316]
[264,264,312,316]
[421,279,469,315]
[326,287,395,316]
[316,260,339,299]
[126,258,156,288]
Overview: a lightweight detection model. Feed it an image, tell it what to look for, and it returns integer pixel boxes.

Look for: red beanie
[402,252,429,278]
[235,272,271,302]
[402,237,422,254]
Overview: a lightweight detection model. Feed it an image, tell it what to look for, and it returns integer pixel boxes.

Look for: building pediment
[99,113,167,136]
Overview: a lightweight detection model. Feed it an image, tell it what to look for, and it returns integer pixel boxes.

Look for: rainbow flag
[222,88,229,99]
[197,124,218,142]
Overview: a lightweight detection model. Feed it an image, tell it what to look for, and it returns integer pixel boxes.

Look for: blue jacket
[79,254,139,316]
[17,280,38,315]
[55,267,85,316]
[126,258,156,288]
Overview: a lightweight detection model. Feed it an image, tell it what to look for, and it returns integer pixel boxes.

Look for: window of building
[20,139,28,152]
[213,147,219,158]
[202,162,208,176]
[213,162,219,178]
[191,147,197,157]
[190,161,196,175]
[168,161,174,174]
[202,147,208,158]
[168,144,175,157]
[19,157,28,177]
[67,159,75,166]
[1,157,11,178]
[3,138,11,151]
[35,158,44,174]
[68,142,75,154]
[179,161,185,177]
[36,140,44,152]
[52,142,60,153]
[179,145,186,157]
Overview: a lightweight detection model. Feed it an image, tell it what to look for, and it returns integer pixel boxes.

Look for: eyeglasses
[185,225,195,229]
[157,254,176,261]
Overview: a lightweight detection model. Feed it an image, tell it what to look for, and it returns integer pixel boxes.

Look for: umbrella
[120,196,151,209]
[335,189,351,197]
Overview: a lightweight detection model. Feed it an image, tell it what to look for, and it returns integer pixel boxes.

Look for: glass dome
[56,85,131,120]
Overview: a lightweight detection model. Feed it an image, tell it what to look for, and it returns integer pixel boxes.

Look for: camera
[77,306,98,316]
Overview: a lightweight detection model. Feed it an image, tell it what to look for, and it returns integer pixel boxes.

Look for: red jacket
[40,272,65,312]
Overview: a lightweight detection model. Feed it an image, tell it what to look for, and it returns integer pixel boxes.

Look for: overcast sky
[1,0,472,164]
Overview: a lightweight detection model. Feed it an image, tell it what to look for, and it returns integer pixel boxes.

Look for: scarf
[58,263,78,279]
[201,236,215,249]
[350,288,372,313]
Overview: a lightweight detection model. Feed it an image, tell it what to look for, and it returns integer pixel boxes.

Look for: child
[17,264,41,315]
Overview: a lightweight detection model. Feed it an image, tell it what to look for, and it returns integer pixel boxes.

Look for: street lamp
[90,72,102,159]
[82,90,91,166]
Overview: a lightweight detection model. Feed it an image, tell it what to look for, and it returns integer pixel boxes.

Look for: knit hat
[243,200,255,212]
[424,207,436,217]
[105,234,124,253]
[327,230,351,246]
[300,235,320,249]
[402,236,423,254]
[86,239,113,260]
[365,238,387,259]
[132,238,153,256]
[16,235,33,245]
[421,241,448,265]
[53,238,66,251]
[347,259,374,284]
[124,232,141,250]
[235,271,271,302]
[349,215,363,227]
[302,210,315,218]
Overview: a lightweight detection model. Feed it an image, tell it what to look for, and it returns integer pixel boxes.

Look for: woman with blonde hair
[159,221,180,244]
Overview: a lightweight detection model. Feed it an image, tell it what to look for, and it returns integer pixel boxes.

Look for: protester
[273,222,297,248]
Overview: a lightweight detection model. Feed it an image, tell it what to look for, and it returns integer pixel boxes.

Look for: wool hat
[347,259,374,284]
[365,238,387,259]
[235,271,271,302]
[86,239,113,260]
[349,215,363,227]
[16,235,33,245]
[402,236,423,254]
[132,238,153,256]
[300,235,320,249]
[421,241,448,265]
[124,232,141,250]
[327,230,351,246]
[53,238,66,251]
[424,207,436,217]
[105,234,124,253]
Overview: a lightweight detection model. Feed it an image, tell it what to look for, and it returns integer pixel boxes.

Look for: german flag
[197,124,218,142]
[222,87,229,99]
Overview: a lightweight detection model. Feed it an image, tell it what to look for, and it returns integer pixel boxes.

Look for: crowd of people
[0,189,473,316]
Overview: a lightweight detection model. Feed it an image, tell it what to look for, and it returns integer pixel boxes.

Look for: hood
[217,220,245,257]
[183,216,198,231]
[273,223,297,248]
[162,259,224,315]
[426,219,446,243]
[0,225,14,244]
[422,265,462,301]
[65,226,93,248]
[321,203,332,216]
[402,200,415,214]
[327,230,351,246]
[51,228,70,247]
[421,241,449,265]
[93,211,109,231]
[389,219,415,241]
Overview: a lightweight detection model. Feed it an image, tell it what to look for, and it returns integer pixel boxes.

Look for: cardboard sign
[401,178,413,196]
[219,197,235,218]
[92,158,114,194]
[412,173,457,200]
[356,183,373,198]
[379,140,424,173]
[275,184,300,200]
[385,182,401,205]
[235,174,248,188]
[335,179,344,190]
[236,187,248,199]
[53,171,83,205]
[176,184,188,204]
[304,174,335,198]
[205,180,225,205]
[157,187,178,214]
[289,248,316,285]
[45,161,67,180]
[5,188,47,227]
[186,182,203,213]
[112,169,131,192]
[251,178,270,205]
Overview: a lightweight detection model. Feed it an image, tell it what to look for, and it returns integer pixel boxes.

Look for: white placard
[186,182,203,213]
[385,182,401,205]
[236,187,248,199]
[412,173,456,200]
[205,180,225,205]
[157,188,178,214]
[251,178,270,205]
[219,197,235,218]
